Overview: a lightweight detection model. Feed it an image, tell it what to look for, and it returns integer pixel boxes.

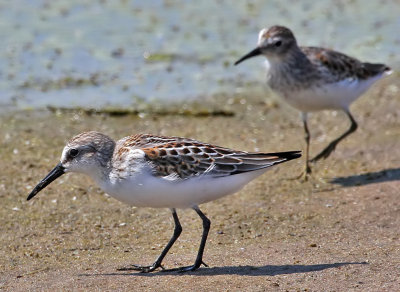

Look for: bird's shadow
[80,262,366,277]
[329,168,400,187]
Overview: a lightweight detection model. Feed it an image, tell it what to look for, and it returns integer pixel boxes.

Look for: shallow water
[0,0,398,111]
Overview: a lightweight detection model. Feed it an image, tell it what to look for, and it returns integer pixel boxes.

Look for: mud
[0,76,399,291]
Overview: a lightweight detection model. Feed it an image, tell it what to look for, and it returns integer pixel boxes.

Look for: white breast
[100,168,268,209]
[278,74,387,112]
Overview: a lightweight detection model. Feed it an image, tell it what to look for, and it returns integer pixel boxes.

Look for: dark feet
[161,261,208,273]
[118,261,208,273]
[117,207,211,274]
[117,262,164,273]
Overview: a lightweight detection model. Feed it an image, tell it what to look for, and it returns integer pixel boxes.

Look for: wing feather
[120,135,302,180]
[301,46,391,81]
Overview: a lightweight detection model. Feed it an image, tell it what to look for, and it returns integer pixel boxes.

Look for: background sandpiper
[235,25,392,177]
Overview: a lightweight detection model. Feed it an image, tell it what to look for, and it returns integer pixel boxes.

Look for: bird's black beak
[234,47,262,65]
[27,163,65,201]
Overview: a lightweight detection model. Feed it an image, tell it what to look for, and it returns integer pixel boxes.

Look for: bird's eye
[69,148,79,158]
[275,40,282,47]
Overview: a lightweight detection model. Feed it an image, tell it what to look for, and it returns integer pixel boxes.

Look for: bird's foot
[287,163,312,181]
[117,262,164,273]
[161,261,208,273]
[300,171,310,182]
[303,163,312,181]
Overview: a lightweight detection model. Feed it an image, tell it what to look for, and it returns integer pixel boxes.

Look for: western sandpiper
[235,25,392,176]
[27,131,301,272]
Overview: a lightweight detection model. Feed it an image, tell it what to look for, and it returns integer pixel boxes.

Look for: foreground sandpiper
[27,131,301,272]
[235,25,392,176]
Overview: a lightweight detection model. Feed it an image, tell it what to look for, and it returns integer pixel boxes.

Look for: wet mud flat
[0,76,399,291]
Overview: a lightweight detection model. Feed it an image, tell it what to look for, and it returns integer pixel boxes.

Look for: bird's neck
[268,46,310,71]
[266,47,314,91]
[88,144,116,187]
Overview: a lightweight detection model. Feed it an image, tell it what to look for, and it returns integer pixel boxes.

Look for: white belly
[279,75,385,112]
[100,169,268,208]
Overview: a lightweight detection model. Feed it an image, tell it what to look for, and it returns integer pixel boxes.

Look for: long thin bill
[234,47,262,65]
[27,163,65,201]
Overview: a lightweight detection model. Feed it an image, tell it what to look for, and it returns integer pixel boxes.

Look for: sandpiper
[27,131,301,272]
[235,25,392,176]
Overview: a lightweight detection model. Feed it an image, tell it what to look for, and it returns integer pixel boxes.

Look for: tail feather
[236,150,301,162]
[362,63,392,77]
[228,150,301,175]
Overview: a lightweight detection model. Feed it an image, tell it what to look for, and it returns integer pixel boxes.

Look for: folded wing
[302,46,391,81]
[138,136,301,180]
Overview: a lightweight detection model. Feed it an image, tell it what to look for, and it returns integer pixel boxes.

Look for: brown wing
[136,136,301,180]
[302,46,391,81]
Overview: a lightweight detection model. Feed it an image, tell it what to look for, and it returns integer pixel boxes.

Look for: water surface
[0,0,398,111]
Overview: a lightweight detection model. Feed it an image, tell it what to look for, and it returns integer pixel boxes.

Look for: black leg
[303,115,312,177]
[162,206,211,273]
[311,110,358,162]
[117,208,182,273]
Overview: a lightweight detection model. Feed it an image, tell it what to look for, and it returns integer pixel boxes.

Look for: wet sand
[0,75,399,291]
